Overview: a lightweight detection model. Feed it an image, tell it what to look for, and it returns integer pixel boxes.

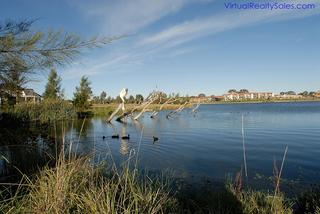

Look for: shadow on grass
[174,180,243,214]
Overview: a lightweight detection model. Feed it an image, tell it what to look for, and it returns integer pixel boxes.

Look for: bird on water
[122,134,130,140]
[111,134,119,139]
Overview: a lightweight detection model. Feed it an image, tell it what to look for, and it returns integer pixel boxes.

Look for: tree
[92,96,100,104]
[309,91,316,96]
[73,76,92,111]
[100,91,107,104]
[239,89,249,93]
[43,69,62,99]
[0,63,28,98]
[106,96,112,103]
[299,91,309,96]
[128,95,135,103]
[135,94,144,104]
[115,95,122,103]
[0,20,118,91]
[228,89,237,93]
[287,91,296,95]
[198,93,206,97]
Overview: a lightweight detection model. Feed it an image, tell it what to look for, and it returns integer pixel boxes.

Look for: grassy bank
[91,103,192,117]
[3,155,319,213]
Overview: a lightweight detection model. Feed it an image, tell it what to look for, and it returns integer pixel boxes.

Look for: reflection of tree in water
[0,116,55,182]
[119,126,129,156]
[73,118,93,138]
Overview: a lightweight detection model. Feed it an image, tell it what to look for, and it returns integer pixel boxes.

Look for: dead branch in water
[106,103,124,123]
[150,98,178,118]
[115,91,160,122]
[133,93,160,120]
[192,102,200,113]
[166,101,189,118]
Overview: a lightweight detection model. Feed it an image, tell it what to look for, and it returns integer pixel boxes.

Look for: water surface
[69,102,320,186]
[1,102,320,188]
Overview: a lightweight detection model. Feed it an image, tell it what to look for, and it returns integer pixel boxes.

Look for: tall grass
[10,99,76,123]
[0,154,178,213]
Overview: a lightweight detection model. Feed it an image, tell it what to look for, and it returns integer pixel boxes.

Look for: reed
[241,114,248,178]
[0,154,177,213]
[10,99,76,123]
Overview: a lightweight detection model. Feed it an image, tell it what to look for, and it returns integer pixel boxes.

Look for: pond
[1,102,320,191]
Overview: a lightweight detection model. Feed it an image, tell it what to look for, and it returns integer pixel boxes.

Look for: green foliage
[135,94,144,104]
[114,95,122,103]
[127,95,135,103]
[0,59,28,97]
[0,20,117,73]
[299,91,309,96]
[228,89,237,93]
[11,99,75,122]
[73,76,92,112]
[236,190,292,214]
[239,89,249,93]
[296,185,320,214]
[100,91,107,103]
[43,69,62,99]
[0,20,119,91]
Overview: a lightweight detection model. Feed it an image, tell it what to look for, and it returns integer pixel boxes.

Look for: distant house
[0,88,41,105]
[275,94,303,99]
[314,91,320,98]
[223,91,274,101]
[20,89,42,103]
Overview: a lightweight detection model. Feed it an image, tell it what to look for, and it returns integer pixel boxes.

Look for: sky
[1,0,320,98]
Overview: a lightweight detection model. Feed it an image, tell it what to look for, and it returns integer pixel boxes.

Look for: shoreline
[200,99,320,105]
[91,100,320,116]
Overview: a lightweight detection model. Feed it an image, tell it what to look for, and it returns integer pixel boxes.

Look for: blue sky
[1,0,320,98]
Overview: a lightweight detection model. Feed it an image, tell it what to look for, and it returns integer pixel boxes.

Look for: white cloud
[66,0,320,79]
[139,0,320,47]
[79,0,196,35]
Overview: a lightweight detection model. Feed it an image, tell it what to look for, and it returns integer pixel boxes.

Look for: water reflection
[120,125,129,155]
[0,117,57,182]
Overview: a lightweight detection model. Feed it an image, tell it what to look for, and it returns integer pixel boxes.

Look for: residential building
[20,89,42,103]
[0,88,42,105]
[223,91,274,101]
[275,94,303,99]
[314,91,320,98]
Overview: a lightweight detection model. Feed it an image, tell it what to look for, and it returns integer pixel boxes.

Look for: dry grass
[91,103,192,117]
[0,155,177,214]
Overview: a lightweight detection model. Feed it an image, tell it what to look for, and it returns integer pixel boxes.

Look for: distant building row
[189,90,320,103]
[223,92,274,101]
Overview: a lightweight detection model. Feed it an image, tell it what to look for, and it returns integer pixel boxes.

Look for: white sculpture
[119,88,128,110]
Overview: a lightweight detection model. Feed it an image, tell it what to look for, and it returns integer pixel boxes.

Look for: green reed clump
[295,185,320,214]
[229,186,293,214]
[0,156,177,214]
[11,99,76,123]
